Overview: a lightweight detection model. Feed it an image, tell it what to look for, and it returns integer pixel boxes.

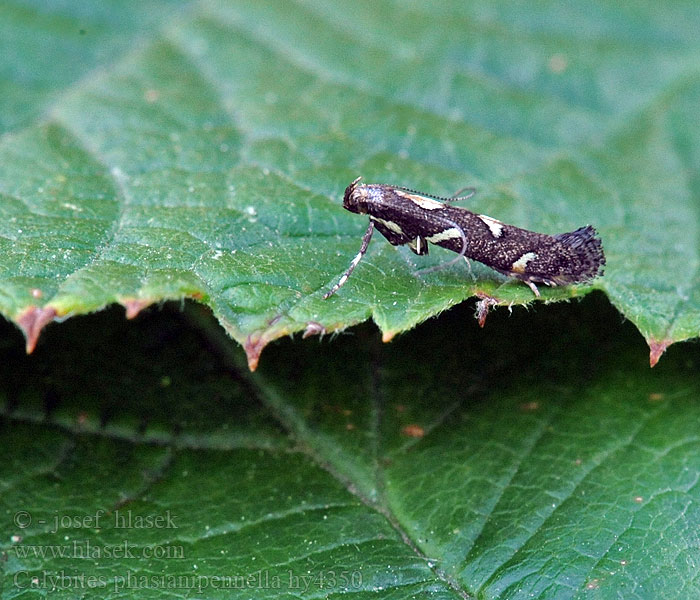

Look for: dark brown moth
[324,177,605,299]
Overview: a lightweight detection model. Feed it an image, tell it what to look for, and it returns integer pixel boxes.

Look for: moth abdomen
[493,225,605,296]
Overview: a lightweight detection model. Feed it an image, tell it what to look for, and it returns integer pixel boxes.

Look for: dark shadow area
[0,292,692,439]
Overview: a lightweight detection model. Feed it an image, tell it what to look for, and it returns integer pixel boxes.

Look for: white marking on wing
[397,191,445,210]
[370,216,404,234]
[511,251,538,273]
[478,214,504,238]
[426,227,463,243]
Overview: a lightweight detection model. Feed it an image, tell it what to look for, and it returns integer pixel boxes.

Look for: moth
[324,177,605,298]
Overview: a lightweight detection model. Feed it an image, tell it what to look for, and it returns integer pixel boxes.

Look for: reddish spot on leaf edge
[475,293,501,328]
[244,334,269,372]
[648,338,673,367]
[244,319,349,370]
[121,298,154,320]
[16,305,57,353]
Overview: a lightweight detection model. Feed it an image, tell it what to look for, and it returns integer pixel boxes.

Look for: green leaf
[2,296,699,599]
[1,1,700,366]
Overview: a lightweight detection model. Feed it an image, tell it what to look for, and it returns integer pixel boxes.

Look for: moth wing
[372,220,410,246]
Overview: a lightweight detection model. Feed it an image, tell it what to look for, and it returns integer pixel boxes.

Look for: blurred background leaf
[2,296,699,599]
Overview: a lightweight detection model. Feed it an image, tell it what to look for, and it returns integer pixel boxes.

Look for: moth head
[343,176,366,214]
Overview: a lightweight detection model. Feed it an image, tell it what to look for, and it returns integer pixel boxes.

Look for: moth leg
[524,280,541,297]
[529,278,557,295]
[323,220,375,299]
[521,276,557,296]
[408,235,429,255]
[414,218,468,276]
[463,256,476,281]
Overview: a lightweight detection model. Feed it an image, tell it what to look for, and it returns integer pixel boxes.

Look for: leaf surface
[1,0,700,365]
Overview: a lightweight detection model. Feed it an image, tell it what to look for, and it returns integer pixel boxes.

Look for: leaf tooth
[244,334,268,372]
[121,298,154,320]
[303,321,326,339]
[382,330,397,343]
[16,306,57,353]
[648,338,673,367]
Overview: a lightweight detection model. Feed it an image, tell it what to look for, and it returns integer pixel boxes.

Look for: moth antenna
[387,185,476,204]
[323,220,376,299]
[449,186,477,201]
[414,217,468,276]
